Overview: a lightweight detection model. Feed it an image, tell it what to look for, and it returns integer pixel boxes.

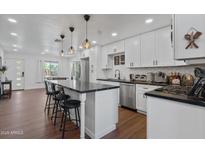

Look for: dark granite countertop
[145,90,205,107]
[47,79,120,93]
[97,78,168,86]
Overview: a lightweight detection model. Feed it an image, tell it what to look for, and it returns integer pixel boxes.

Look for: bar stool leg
[60,111,64,131]
[62,111,67,139]
[47,95,51,115]
[67,109,71,121]
[54,101,59,125]
[44,95,49,111]
[77,107,80,127]
[74,108,78,128]
[51,100,57,120]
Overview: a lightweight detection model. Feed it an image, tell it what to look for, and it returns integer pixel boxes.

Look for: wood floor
[0,89,146,139]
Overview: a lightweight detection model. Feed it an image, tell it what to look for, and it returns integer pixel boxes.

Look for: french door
[5,58,25,90]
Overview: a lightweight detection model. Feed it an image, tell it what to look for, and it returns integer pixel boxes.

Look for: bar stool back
[51,85,71,125]
[44,81,59,114]
[60,98,81,138]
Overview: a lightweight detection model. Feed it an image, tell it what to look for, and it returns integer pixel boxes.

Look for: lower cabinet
[136,91,147,113]
[135,84,162,114]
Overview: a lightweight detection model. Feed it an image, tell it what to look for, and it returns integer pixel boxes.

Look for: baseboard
[85,125,116,139]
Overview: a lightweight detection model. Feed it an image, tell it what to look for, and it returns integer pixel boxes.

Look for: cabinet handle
[156,60,158,66]
[171,24,173,47]
[153,60,155,66]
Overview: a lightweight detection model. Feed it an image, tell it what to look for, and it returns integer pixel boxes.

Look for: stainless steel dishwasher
[120,83,136,109]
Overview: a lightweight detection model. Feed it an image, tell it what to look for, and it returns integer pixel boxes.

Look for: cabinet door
[174,15,205,59]
[136,91,147,112]
[140,31,156,67]
[156,27,175,66]
[125,36,141,67]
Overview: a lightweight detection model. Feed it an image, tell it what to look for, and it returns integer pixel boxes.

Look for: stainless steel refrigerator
[80,57,89,82]
[71,58,89,82]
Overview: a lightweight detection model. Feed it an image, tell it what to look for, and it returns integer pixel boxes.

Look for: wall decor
[184,27,202,49]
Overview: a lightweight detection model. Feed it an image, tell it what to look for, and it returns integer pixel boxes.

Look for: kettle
[181,74,194,86]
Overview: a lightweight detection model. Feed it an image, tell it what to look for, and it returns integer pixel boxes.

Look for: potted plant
[0,66,8,81]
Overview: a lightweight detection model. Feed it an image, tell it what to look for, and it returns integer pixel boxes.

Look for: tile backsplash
[99,64,205,80]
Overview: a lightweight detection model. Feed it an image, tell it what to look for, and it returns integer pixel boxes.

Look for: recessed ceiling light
[13,49,18,52]
[92,40,97,44]
[10,32,18,36]
[112,32,118,37]
[145,18,153,24]
[41,52,45,55]
[12,44,17,47]
[44,49,49,52]
[8,18,17,23]
[79,45,83,49]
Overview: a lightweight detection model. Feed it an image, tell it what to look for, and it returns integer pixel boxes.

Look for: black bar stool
[51,85,70,125]
[44,81,59,114]
[59,99,81,139]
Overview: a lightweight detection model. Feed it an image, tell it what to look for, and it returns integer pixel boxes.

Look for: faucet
[115,69,120,80]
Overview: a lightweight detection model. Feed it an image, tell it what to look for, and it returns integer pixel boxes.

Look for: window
[43,61,59,77]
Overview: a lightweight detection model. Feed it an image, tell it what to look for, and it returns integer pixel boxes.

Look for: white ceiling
[0,14,172,56]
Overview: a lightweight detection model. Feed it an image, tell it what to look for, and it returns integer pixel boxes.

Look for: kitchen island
[145,87,205,139]
[47,79,120,139]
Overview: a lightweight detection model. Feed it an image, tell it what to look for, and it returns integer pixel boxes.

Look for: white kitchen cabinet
[174,14,205,60]
[97,80,120,108]
[155,27,175,66]
[136,84,161,113]
[140,31,156,67]
[106,40,125,54]
[125,36,141,68]
[147,96,205,138]
[136,91,147,112]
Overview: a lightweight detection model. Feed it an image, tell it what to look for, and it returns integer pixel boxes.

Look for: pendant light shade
[69,27,75,54]
[60,34,65,56]
[82,15,92,49]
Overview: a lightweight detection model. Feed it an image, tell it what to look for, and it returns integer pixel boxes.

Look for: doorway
[5,58,25,90]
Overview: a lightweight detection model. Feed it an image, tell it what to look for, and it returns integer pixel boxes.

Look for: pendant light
[82,15,92,49]
[69,27,75,54]
[60,34,65,56]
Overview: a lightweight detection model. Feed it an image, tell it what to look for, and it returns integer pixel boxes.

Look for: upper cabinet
[101,40,125,69]
[125,36,141,68]
[106,40,125,55]
[140,31,156,67]
[155,27,175,66]
[174,15,205,60]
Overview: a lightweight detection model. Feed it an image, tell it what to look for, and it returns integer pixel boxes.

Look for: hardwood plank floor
[0,89,146,139]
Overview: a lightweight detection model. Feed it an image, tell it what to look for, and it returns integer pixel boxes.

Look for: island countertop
[145,90,205,107]
[46,79,120,93]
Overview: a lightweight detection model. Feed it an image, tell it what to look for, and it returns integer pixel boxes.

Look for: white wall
[4,52,70,90]
[0,46,4,66]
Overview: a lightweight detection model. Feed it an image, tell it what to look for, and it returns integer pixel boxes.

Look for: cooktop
[155,85,193,96]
